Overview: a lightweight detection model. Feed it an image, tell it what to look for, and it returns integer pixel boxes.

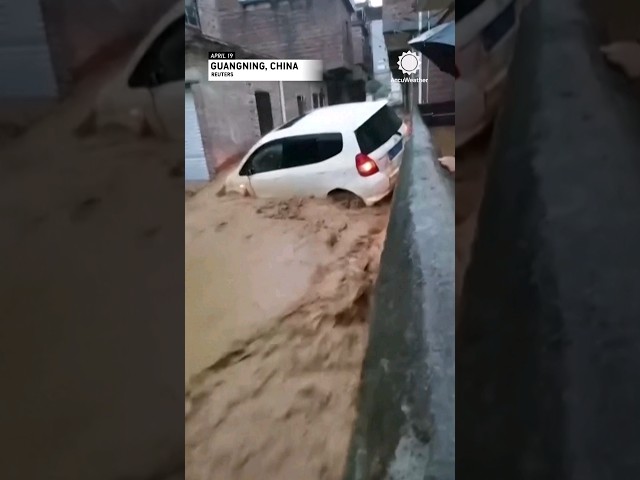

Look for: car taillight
[355,153,379,177]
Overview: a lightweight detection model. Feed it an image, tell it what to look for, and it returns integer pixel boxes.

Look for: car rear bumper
[360,165,400,206]
[363,190,391,206]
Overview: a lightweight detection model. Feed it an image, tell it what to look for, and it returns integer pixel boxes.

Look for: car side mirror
[239,162,253,176]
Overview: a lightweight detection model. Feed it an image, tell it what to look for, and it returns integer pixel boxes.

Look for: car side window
[240,142,284,176]
[281,134,343,169]
[129,16,184,88]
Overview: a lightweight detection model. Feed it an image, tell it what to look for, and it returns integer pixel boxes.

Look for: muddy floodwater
[185,184,390,480]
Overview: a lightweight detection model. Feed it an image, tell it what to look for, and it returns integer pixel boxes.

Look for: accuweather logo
[397,51,421,75]
[392,51,428,83]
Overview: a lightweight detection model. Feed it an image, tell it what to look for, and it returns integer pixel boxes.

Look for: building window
[185,0,200,28]
[296,95,306,115]
[238,0,272,5]
[255,91,274,135]
[312,93,319,109]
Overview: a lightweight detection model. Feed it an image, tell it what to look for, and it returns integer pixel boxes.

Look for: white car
[224,101,410,206]
[83,2,183,140]
[456,0,528,147]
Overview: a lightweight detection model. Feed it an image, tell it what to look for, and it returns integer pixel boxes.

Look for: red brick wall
[383,0,416,23]
[198,0,354,71]
[425,61,454,103]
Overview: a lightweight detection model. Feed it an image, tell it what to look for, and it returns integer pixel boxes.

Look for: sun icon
[397,51,421,75]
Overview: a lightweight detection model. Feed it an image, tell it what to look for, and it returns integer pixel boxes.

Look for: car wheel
[329,190,366,209]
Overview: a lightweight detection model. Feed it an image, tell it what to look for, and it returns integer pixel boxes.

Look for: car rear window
[281,133,343,169]
[355,106,403,154]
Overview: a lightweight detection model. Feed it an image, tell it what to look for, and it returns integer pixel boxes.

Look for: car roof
[259,100,388,143]
[124,2,184,75]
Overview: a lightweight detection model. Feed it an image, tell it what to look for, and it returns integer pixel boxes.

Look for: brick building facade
[351,5,374,79]
[185,28,327,176]
[193,0,367,103]
[185,0,378,179]
[421,7,454,105]
[382,0,454,106]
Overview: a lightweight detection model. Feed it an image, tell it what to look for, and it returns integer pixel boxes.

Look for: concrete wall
[370,19,404,105]
[352,25,365,66]
[194,79,325,173]
[343,111,454,480]
[197,0,355,72]
[281,82,326,120]
[458,0,640,477]
[371,20,390,80]
[365,5,383,21]
[191,81,256,175]
[352,18,373,75]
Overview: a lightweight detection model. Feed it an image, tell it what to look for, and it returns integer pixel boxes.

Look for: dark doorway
[255,91,274,135]
[296,95,306,116]
[327,80,347,104]
[347,80,366,102]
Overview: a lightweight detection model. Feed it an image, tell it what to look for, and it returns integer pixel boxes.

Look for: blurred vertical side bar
[458,0,640,478]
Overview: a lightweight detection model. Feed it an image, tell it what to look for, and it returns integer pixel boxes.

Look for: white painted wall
[371,19,403,105]
[0,0,58,97]
[185,89,209,181]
